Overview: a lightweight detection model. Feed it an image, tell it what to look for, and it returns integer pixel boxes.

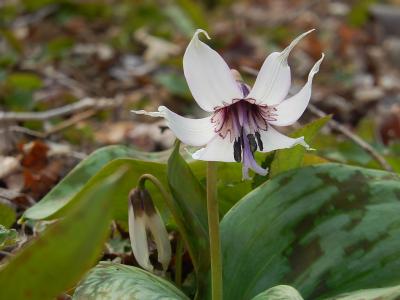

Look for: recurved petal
[269,54,324,127]
[146,214,172,272]
[192,135,235,162]
[183,29,243,112]
[247,29,315,106]
[132,106,215,146]
[259,126,310,153]
[128,205,153,272]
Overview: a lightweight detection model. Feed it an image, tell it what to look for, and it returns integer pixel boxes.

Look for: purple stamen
[211,81,273,179]
[241,128,268,179]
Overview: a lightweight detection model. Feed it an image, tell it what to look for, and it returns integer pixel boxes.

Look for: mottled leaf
[73,261,189,300]
[221,163,400,300]
[251,285,303,300]
[325,285,400,300]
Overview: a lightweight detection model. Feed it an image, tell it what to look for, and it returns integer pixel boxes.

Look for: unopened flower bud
[128,188,171,272]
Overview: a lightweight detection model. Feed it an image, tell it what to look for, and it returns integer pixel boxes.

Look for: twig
[307,104,393,171]
[241,66,393,172]
[44,109,97,136]
[0,97,118,122]
[42,67,86,98]
[1,126,44,138]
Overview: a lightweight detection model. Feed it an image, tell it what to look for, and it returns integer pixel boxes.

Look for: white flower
[128,188,171,272]
[134,29,324,179]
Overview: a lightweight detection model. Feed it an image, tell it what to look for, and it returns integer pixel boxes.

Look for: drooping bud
[128,188,171,272]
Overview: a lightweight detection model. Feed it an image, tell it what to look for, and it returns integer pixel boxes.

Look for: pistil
[210,87,279,179]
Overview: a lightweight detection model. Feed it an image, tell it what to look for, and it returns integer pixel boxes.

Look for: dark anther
[247,134,257,153]
[233,138,242,162]
[255,131,263,151]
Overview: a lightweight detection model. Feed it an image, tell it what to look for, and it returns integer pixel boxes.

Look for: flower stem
[207,161,223,300]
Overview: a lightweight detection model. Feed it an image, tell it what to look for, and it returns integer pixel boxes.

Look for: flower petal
[247,29,315,106]
[192,135,235,162]
[146,214,172,272]
[183,29,243,112]
[259,126,310,153]
[128,205,153,272]
[269,54,324,127]
[132,106,215,146]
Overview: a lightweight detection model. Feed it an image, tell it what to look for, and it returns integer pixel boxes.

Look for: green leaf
[155,73,191,99]
[164,5,196,38]
[348,0,377,27]
[0,201,16,228]
[23,145,250,223]
[23,145,170,221]
[176,0,208,31]
[216,161,252,214]
[167,143,209,289]
[220,163,400,300]
[3,89,34,111]
[73,261,189,300]
[251,285,304,300]
[270,116,331,177]
[0,167,127,300]
[325,285,400,300]
[6,72,42,90]
[2,72,43,110]
[45,37,74,60]
[0,29,23,54]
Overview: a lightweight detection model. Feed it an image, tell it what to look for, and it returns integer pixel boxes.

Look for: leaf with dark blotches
[73,261,189,300]
[325,285,400,300]
[251,285,304,300]
[220,163,400,300]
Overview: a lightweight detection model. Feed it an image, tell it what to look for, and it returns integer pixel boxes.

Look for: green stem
[175,235,184,287]
[207,162,222,300]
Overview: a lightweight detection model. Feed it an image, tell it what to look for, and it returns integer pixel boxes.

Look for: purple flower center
[211,83,277,179]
